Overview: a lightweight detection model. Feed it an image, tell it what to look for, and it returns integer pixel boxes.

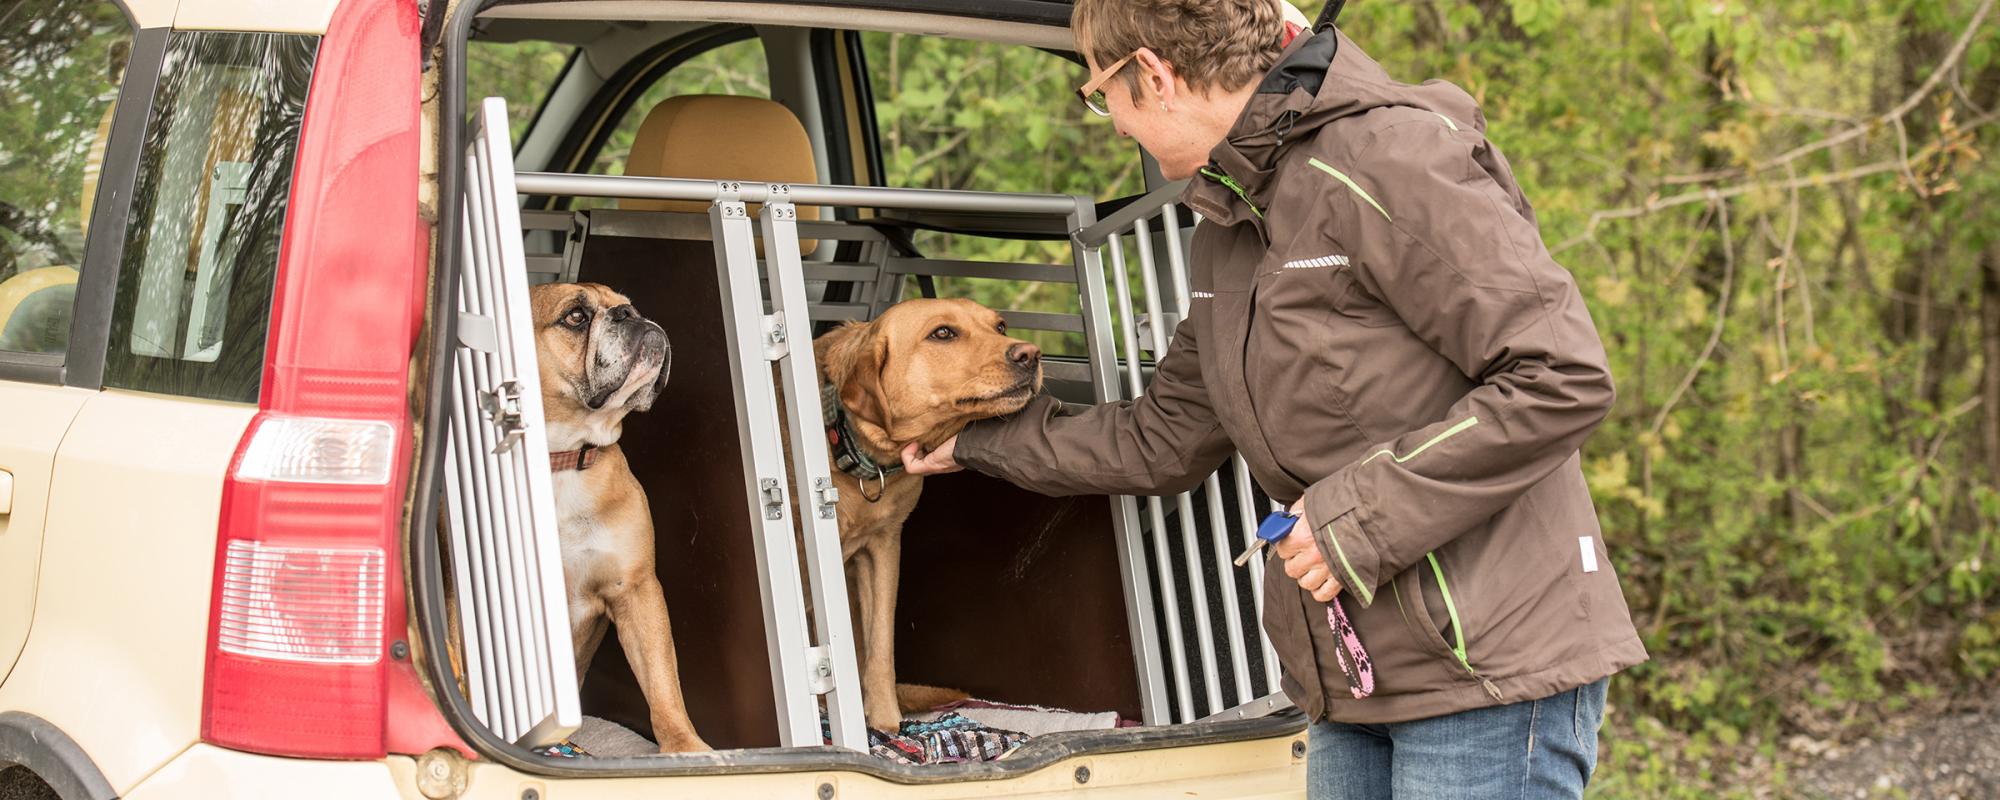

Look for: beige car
[0,0,1315,797]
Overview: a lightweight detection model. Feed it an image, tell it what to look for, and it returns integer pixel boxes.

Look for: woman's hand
[900,436,963,475]
[1272,501,1343,602]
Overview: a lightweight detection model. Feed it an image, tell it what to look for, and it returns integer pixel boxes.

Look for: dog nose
[1007,342,1041,370]
[608,304,636,323]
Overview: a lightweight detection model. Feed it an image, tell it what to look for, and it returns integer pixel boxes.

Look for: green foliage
[0,0,129,281]
[465,39,574,144]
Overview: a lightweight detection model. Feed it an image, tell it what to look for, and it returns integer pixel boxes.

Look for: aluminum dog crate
[443,98,1291,754]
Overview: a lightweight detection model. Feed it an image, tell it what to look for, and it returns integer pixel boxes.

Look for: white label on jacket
[1579,537,1599,573]
[1191,291,1215,299]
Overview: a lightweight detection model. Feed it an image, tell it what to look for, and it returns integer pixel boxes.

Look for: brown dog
[532,282,708,753]
[812,298,1044,731]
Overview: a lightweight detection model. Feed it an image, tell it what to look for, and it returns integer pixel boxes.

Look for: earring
[1159,102,1168,111]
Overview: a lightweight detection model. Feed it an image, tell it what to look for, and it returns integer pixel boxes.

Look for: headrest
[621,95,819,256]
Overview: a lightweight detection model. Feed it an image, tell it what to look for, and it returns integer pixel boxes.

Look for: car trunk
[406,0,1305,781]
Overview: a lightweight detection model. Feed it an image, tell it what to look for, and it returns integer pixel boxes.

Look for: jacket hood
[1185,26,1485,227]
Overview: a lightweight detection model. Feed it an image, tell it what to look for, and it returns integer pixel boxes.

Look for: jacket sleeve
[1300,121,1615,609]
[955,316,1235,497]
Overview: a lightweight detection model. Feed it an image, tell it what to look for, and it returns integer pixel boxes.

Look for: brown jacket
[957,28,1647,723]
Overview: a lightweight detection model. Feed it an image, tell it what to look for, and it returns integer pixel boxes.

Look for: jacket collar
[1181,26,1340,231]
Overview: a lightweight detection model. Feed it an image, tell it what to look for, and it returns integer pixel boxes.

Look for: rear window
[102,31,317,403]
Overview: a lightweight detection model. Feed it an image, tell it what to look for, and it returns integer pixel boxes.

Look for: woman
[902,1,1647,796]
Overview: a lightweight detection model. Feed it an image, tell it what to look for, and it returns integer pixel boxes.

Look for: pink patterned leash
[1326,599,1374,698]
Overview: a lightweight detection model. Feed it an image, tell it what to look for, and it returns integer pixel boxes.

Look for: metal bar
[1133,216,1223,717]
[1108,233,1192,723]
[1075,180,1190,247]
[1041,359,1091,384]
[519,209,574,231]
[995,310,1085,334]
[1194,691,1296,724]
[759,191,869,751]
[1234,455,1282,694]
[582,209,890,244]
[808,303,873,322]
[1159,204,1191,314]
[1204,473,1254,705]
[708,194,822,747]
[515,172,1081,216]
[884,257,1077,284]
[1070,198,1170,728]
[801,264,883,283]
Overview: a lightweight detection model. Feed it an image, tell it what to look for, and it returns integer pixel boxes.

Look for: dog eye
[562,308,590,329]
[928,325,957,342]
[994,321,1008,335]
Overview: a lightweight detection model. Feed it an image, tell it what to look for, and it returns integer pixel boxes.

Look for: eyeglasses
[1074,49,1142,117]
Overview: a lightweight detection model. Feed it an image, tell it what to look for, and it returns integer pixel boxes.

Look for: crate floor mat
[535,698,1134,762]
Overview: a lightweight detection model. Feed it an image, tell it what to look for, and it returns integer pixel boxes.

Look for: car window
[0,0,133,356]
[465,39,575,144]
[101,32,317,403]
[860,34,1147,357]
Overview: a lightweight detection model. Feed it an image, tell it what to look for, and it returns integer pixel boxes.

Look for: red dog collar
[549,445,600,472]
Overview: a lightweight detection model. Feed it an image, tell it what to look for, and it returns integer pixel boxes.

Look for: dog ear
[818,321,892,431]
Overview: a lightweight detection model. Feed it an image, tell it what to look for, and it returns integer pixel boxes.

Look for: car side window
[101,32,317,403]
[0,0,133,356]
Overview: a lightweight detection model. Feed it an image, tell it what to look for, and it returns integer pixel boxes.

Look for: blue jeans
[1307,678,1608,799]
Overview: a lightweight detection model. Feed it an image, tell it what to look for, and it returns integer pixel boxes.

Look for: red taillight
[204,416,400,756]
[200,0,427,760]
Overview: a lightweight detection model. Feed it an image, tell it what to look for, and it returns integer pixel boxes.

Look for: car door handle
[0,469,12,515]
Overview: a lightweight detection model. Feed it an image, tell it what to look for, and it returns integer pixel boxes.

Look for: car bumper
[124,733,1306,799]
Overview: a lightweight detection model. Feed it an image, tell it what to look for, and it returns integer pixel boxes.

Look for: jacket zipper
[1198,166,1264,219]
[1425,553,1505,702]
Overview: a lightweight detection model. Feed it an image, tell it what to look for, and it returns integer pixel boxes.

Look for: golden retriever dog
[811,298,1044,731]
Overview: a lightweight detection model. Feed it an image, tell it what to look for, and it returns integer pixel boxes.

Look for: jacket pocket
[1260,558,1319,707]
[1402,553,1507,701]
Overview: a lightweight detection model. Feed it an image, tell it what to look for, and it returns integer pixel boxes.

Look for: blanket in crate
[534,698,1133,763]
[855,712,1031,765]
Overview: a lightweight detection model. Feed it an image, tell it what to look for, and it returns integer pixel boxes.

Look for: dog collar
[820,378,903,488]
[549,445,600,472]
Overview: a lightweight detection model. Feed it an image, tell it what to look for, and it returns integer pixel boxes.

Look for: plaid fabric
[822,713,1031,765]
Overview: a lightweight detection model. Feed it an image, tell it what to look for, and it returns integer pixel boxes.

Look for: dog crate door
[440,97,581,747]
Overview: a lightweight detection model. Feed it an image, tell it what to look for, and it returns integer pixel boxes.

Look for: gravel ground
[1789,698,2000,799]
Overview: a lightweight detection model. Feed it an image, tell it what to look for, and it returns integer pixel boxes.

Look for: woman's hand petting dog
[900,437,962,475]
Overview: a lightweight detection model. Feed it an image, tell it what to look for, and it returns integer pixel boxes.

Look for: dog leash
[1238,509,1375,699]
